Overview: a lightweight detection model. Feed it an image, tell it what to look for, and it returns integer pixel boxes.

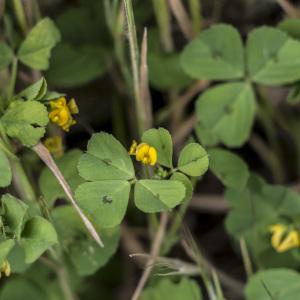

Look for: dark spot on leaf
[212,50,222,59]
[103,195,113,204]
[103,158,112,166]
[225,105,233,114]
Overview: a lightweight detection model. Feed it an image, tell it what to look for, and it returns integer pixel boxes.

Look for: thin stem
[123,0,146,137]
[240,237,253,278]
[152,0,173,52]
[131,212,169,300]
[33,143,104,247]
[12,0,28,35]
[57,267,77,300]
[8,58,18,101]
[188,0,202,34]
[10,158,36,202]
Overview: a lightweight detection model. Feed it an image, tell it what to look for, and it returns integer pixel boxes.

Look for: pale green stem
[152,0,173,52]
[188,0,202,34]
[12,0,28,35]
[123,0,146,137]
[8,58,18,101]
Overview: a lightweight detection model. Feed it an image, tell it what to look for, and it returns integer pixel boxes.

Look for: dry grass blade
[33,142,104,248]
[168,0,194,39]
[276,0,300,18]
[131,212,169,300]
[140,28,153,130]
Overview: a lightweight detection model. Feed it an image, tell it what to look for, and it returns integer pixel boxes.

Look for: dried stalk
[168,0,194,39]
[33,143,104,247]
[131,212,168,300]
[140,28,153,130]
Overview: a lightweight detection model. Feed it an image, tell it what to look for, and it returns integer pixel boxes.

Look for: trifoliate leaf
[1,101,49,146]
[134,179,185,213]
[246,26,300,85]
[196,82,256,147]
[178,143,209,177]
[18,18,61,70]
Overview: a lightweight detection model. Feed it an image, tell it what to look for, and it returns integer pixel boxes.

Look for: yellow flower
[0,260,11,278]
[49,97,78,131]
[136,143,157,166]
[44,136,64,158]
[129,140,157,166]
[269,224,300,253]
[129,140,138,155]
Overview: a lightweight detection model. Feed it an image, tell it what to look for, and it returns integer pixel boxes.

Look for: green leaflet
[1,101,48,147]
[134,179,185,213]
[18,18,61,70]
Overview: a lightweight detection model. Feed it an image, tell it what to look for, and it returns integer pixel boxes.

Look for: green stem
[152,0,173,52]
[10,159,36,202]
[188,0,202,34]
[256,89,285,183]
[8,58,18,101]
[12,0,28,35]
[123,0,145,137]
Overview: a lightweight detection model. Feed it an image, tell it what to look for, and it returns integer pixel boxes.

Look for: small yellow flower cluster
[129,140,157,166]
[44,136,64,158]
[49,97,79,131]
[270,224,300,253]
[0,260,11,278]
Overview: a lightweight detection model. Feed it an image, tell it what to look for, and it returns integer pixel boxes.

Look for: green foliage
[141,278,202,300]
[18,77,47,101]
[247,27,300,85]
[178,143,209,176]
[170,172,193,202]
[1,100,48,146]
[0,278,48,300]
[278,18,300,40]
[0,150,12,187]
[39,150,83,206]
[17,18,61,70]
[196,82,256,147]
[78,132,135,181]
[148,53,192,90]
[225,175,300,268]
[245,269,300,300]
[0,42,13,70]
[142,127,173,168]
[0,240,15,265]
[181,24,244,80]
[134,179,185,213]
[21,216,57,263]
[75,180,130,228]
[52,205,119,276]
[208,148,249,189]
[46,44,107,88]
[1,194,28,239]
